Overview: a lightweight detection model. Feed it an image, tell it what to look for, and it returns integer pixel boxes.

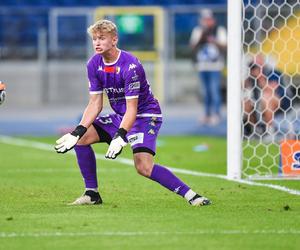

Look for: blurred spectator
[189,8,227,125]
[243,55,291,139]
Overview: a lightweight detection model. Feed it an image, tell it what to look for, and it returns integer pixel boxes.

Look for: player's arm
[119,97,138,131]
[80,93,103,128]
[105,97,138,159]
[55,93,103,154]
[55,55,103,154]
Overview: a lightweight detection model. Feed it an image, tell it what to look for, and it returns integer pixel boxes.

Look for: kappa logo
[174,186,181,193]
[97,66,103,71]
[148,129,155,135]
[128,63,137,70]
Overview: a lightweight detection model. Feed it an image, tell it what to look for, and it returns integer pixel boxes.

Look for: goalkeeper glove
[105,128,128,159]
[55,125,87,153]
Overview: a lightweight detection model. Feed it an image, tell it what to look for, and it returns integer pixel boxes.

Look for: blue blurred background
[0,0,227,136]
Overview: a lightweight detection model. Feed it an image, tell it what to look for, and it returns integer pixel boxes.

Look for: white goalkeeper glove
[55,125,87,153]
[105,128,128,159]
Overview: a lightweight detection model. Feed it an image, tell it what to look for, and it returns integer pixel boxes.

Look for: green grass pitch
[0,136,300,250]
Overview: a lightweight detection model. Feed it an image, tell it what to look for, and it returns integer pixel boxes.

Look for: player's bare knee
[137,166,152,177]
[133,152,154,177]
[77,134,90,145]
[135,165,152,177]
[134,157,152,177]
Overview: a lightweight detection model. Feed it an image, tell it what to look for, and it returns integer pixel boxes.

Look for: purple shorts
[92,114,162,155]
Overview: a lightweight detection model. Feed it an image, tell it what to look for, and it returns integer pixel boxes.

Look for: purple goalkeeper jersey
[87,50,162,117]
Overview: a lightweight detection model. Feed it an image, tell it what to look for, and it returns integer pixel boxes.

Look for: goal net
[228,0,300,179]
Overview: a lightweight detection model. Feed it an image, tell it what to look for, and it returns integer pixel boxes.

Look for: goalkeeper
[55,19,210,207]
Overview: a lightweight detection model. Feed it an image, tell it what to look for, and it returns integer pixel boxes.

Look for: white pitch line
[6,168,132,173]
[1,135,300,196]
[0,229,300,238]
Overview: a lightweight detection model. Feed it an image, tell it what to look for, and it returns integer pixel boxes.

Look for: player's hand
[55,133,79,153]
[105,128,128,159]
[55,125,87,154]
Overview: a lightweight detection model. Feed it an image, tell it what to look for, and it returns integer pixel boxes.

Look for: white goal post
[227,0,242,179]
[227,0,300,180]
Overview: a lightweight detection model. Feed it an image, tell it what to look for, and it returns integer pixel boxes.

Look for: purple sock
[74,145,98,189]
[150,164,190,197]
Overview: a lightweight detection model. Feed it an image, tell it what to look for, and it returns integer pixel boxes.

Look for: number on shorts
[98,115,113,125]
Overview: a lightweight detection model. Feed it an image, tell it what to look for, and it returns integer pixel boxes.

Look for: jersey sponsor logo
[292,151,300,169]
[127,133,144,146]
[131,70,139,82]
[104,87,124,94]
[280,140,300,175]
[109,96,125,102]
[128,63,137,71]
[131,74,139,81]
[129,81,140,90]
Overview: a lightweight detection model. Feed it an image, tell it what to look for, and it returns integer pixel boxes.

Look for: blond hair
[87,19,118,37]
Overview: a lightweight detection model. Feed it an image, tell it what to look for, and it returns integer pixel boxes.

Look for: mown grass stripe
[1,229,300,238]
[1,135,300,196]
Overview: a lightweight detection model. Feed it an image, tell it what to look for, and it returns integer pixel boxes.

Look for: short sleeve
[87,59,103,95]
[123,61,144,99]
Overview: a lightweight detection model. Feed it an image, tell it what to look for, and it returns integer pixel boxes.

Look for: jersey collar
[103,49,121,66]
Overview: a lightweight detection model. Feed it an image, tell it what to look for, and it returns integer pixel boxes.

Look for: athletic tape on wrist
[113,128,127,141]
[71,125,87,138]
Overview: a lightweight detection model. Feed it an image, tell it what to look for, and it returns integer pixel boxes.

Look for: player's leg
[133,152,211,206]
[71,114,120,205]
[130,117,211,206]
[71,125,102,205]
